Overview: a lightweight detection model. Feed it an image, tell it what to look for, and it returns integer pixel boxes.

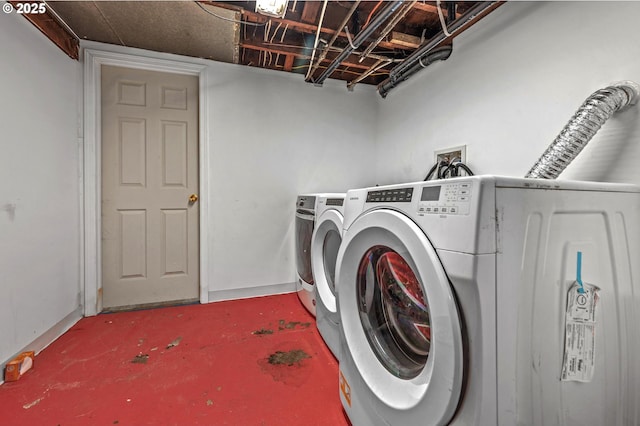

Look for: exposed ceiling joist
[412,1,462,18]
[241,40,389,72]
[389,32,422,49]
[37,1,502,91]
[11,1,79,59]
[211,2,423,51]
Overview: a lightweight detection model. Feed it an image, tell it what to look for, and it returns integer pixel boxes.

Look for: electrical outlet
[434,145,466,165]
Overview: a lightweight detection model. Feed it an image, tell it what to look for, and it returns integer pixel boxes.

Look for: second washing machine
[295,193,344,316]
[310,194,345,359]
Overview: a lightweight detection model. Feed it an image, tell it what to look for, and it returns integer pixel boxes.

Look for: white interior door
[101,65,199,310]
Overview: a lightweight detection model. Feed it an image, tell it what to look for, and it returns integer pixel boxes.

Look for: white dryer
[295,193,345,316]
[310,194,345,359]
[336,176,640,426]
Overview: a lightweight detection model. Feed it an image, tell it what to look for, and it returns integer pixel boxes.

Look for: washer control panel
[366,187,414,203]
[418,181,473,215]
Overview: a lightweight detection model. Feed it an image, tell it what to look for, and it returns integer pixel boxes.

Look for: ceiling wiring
[263,41,403,65]
[344,25,357,49]
[195,1,267,27]
[264,19,271,41]
[292,64,389,77]
[436,0,452,36]
[306,0,361,82]
[190,1,499,87]
[305,0,329,80]
[359,0,417,62]
[347,59,392,89]
[45,0,501,88]
[362,1,383,29]
[269,22,282,43]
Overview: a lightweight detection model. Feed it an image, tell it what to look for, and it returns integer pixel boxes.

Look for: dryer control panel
[326,198,344,206]
[366,188,414,203]
[418,181,473,215]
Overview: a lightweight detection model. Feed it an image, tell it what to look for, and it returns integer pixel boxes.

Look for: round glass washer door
[311,209,344,313]
[336,208,463,422]
[358,245,431,379]
[323,230,341,294]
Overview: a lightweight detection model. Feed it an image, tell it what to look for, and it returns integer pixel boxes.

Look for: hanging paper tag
[561,282,600,382]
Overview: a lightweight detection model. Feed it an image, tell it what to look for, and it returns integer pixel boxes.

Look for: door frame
[83,47,210,316]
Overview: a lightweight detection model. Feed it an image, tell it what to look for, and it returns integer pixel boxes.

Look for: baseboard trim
[1,306,83,382]
[208,282,296,303]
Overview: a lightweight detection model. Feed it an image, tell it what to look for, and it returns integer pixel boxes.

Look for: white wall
[80,41,379,302]
[206,64,378,298]
[375,1,640,186]
[205,63,379,298]
[0,12,82,365]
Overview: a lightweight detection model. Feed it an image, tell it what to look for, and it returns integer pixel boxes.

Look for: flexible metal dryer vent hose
[525,81,640,179]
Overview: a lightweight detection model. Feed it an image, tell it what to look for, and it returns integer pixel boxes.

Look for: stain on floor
[166,336,182,349]
[268,349,311,366]
[131,354,149,364]
[252,320,311,336]
[278,320,311,331]
[252,328,274,335]
[258,341,315,387]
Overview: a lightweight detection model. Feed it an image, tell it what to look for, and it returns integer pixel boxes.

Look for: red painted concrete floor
[0,293,351,426]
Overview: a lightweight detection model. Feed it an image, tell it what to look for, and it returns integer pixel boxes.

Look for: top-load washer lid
[336,208,463,424]
[311,208,344,313]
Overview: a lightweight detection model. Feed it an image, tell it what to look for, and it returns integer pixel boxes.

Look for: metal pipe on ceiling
[347,58,391,90]
[378,46,452,97]
[377,1,497,97]
[304,0,329,80]
[312,0,405,86]
[358,0,417,63]
[305,0,361,82]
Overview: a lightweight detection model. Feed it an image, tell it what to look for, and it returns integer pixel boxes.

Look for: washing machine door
[295,208,315,285]
[311,209,343,314]
[337,208,463,424]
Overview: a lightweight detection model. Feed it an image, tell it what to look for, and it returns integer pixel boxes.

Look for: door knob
[189,194,198,203]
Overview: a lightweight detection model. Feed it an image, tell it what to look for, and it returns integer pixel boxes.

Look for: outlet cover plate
[434,145,466,164]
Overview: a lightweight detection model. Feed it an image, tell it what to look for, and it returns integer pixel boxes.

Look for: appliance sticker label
[561,281,600,382]
[339,369,352,407]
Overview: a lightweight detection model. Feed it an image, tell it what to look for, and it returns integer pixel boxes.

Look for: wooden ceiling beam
[283,55,295,71]
[389,31,421,49]
[10,1,79,59]
[411,2,462,18]
[240,41,387,72]
[208,1,402,51]
[300,1,322,24]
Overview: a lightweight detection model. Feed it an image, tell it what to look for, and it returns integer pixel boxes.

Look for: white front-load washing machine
[336,176,640,426]
[295,193,345,316]
[310,194,345,359]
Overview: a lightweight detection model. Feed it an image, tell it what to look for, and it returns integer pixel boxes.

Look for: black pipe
[377,1,496,97]
[313,0,405,85]
[447,2,456,25]
[378,46,453,98]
